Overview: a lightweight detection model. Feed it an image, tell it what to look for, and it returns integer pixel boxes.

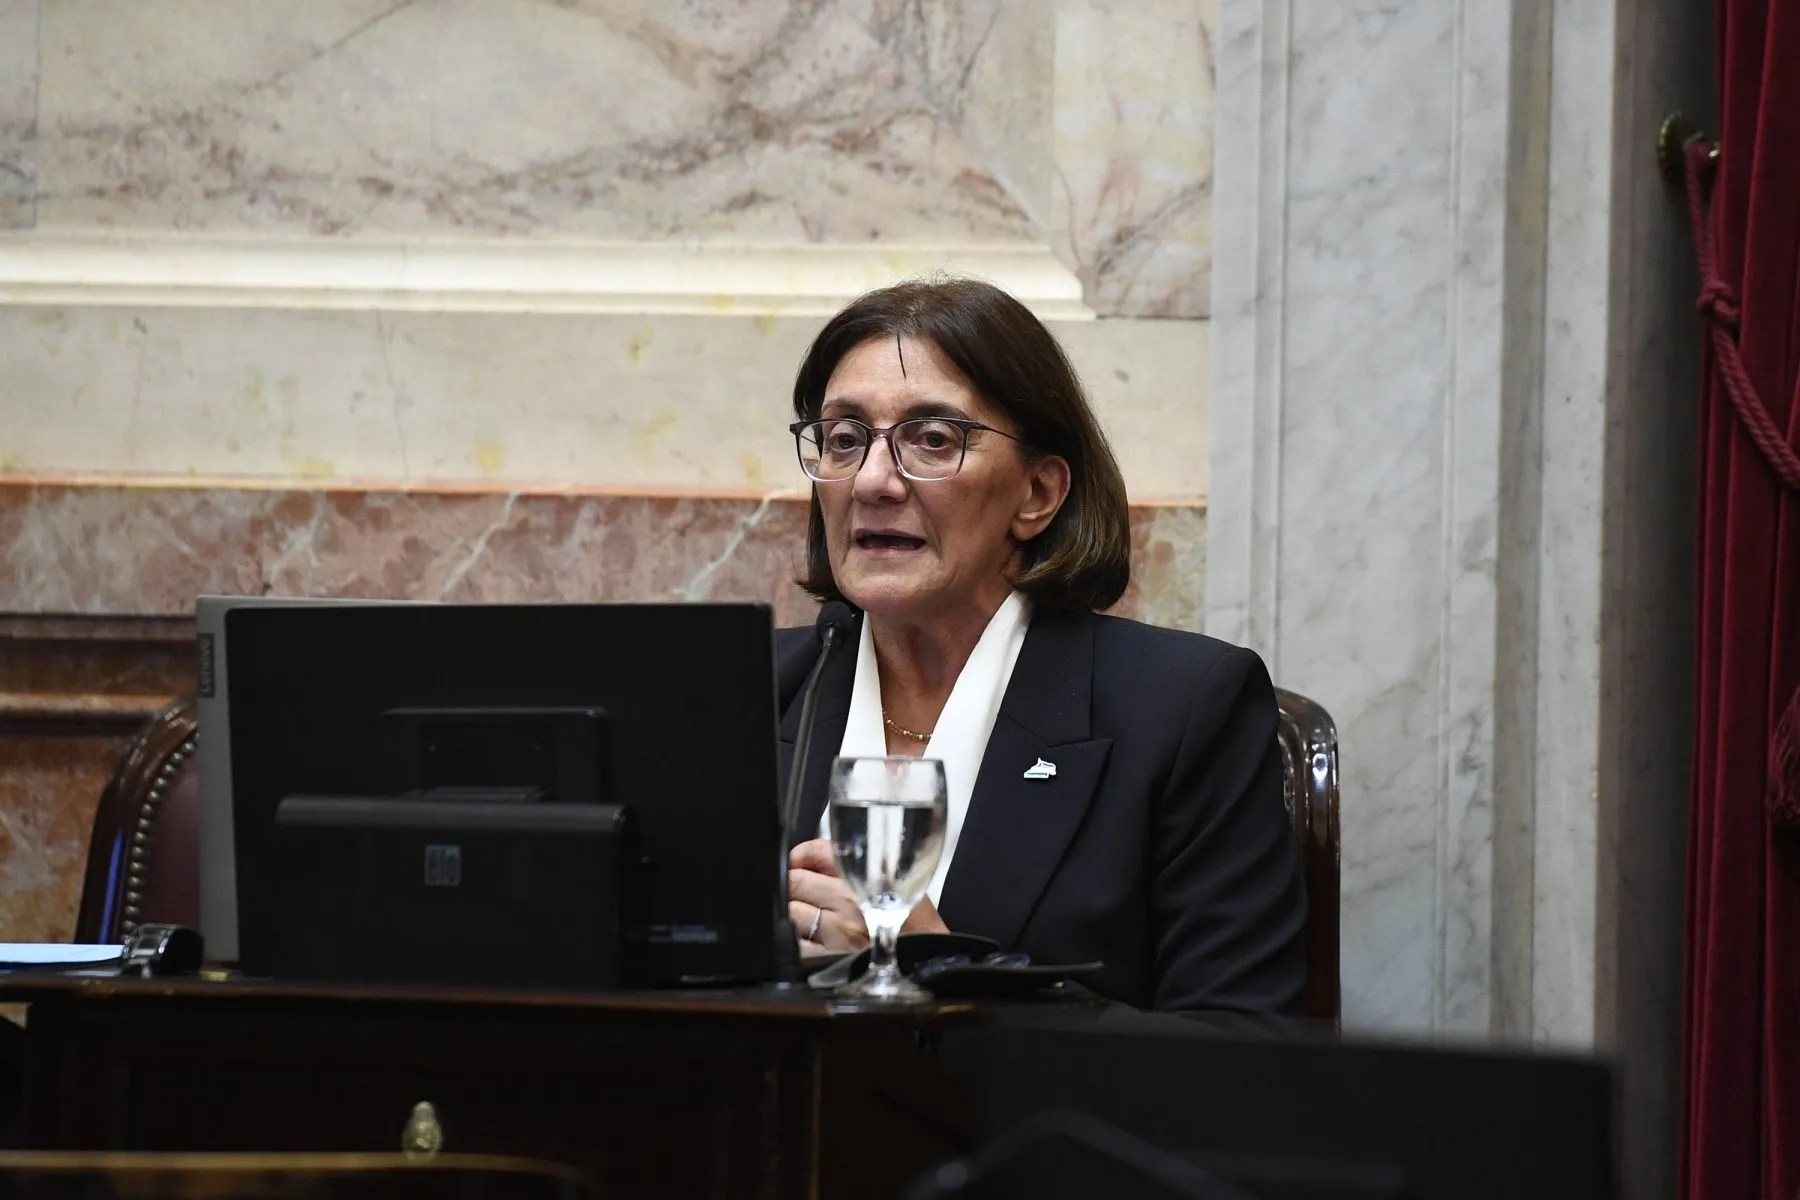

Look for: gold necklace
[882,712,934,742]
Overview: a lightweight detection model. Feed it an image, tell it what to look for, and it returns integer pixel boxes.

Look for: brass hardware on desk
[401,1101,444,1161]
[1659,110,1718,183]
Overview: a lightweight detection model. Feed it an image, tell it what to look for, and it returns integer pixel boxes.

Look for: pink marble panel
[0,731,118,943]
[0,481,1205,628]
[0,483,816,620]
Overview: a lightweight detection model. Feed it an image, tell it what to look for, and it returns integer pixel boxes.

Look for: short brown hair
[791,277,1130,612]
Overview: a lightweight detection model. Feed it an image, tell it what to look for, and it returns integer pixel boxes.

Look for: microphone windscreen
[816,601,857,641]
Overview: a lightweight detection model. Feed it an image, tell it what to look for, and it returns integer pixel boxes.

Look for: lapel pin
[1023,758,1058,780]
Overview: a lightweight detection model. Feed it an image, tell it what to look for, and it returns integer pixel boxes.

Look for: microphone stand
[770,618,846,988]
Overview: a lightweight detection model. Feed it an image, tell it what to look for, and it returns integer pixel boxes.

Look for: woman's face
[814,335,1068,625]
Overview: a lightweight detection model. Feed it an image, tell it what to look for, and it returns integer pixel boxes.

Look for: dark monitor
[931,1022,1615,1200]
[224,602,782,989]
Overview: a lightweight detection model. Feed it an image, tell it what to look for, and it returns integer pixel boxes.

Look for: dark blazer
[776,607,1307,1015]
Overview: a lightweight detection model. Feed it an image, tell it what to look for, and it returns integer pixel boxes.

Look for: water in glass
[832,798,945,914]
[827,756,947,1002]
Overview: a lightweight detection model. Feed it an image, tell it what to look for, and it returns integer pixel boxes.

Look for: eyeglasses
[788,416,1021,482]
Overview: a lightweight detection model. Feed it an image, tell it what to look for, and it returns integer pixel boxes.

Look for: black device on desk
[930,1022,1616,1200]
[223,603,783,990]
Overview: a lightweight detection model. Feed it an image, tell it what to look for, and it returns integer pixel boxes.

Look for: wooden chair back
[75,695,199,944]
[1274,687,1341,1023]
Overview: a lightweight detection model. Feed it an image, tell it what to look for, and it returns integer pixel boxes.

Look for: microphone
[771,600,855,986]
[782,601,856,844]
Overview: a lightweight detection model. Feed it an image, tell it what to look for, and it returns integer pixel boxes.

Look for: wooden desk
[4,972,1087,1199]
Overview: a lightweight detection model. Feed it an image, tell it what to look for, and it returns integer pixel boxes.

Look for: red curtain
[1681,0,1800,1196]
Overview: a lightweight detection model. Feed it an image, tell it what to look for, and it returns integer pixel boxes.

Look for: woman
[777,278,1306,1015]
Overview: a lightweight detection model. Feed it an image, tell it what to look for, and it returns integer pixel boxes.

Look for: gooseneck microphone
[771,600,856,986]
[782,601,857,843]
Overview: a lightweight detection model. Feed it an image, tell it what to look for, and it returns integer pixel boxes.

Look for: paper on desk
[0,943,124,966]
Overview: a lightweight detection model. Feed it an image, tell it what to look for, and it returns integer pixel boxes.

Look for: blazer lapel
[777,632,856,848]
[937,609,1111,949]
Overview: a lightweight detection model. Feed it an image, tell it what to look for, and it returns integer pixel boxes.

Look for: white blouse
[823,591,1033,905]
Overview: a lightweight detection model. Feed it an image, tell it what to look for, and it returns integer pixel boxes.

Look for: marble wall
[29,1,1046,243]
[1210,0,1704,1192]
[0,1,1221,952]
[8,0,1212,316]
[1212,0,1501,1033]
[0,1,32,227]
[1,0,1220,495]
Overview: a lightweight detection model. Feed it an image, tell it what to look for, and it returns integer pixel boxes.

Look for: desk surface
[0,967,1095,1027]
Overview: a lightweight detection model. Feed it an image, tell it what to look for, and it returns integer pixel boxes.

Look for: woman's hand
[788,838,949,952]
[788,839,866,953]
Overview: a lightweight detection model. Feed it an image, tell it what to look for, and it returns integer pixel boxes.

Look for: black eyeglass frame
[787,416,1024,483]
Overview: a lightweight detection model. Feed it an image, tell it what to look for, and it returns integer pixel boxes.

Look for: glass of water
[828,756,948,1003]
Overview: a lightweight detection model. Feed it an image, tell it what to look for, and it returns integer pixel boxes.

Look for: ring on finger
[806,905,824,941]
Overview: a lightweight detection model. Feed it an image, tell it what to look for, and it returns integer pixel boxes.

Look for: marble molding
[0,306,1211,497]
[1437,0,1531,1039]
[1523,12,1602,1037]
[8,0,1216,317]
[0,481,1207,631]
[0,238,1095,319]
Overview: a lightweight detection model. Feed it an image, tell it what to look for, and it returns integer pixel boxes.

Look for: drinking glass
[827,756,948,1002]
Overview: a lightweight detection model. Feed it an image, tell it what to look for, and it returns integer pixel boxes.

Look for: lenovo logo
[196,633,216,698]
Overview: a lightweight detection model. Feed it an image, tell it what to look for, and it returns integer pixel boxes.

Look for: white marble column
[1209,1,1705,1191]
[1210,0,1530,1034]
[1210,0,1702,1048]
